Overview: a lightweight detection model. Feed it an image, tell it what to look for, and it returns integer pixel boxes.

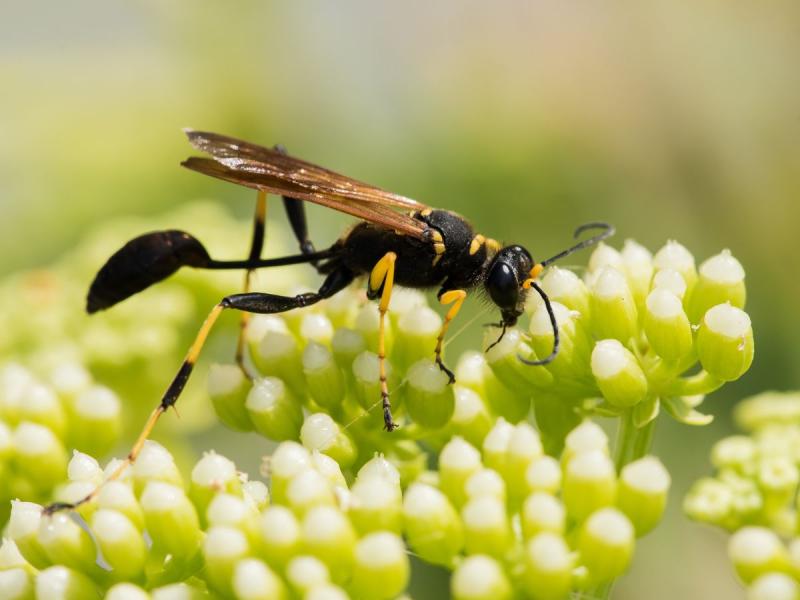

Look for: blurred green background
[3,2,799,597]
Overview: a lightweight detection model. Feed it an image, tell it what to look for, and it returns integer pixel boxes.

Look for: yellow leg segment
[434,289,467,383]
[369,252,398,431]
[236,190,268,378]
[45,303,227,515]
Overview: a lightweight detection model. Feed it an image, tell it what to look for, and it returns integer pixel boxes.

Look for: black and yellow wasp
[46,130,612,513]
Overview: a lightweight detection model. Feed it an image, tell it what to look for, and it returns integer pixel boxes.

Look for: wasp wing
[183,130,429,239]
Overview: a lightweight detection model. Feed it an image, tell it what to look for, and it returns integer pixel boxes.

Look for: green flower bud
[748,573,799,600]
[300,313,334,345]
[356,454,401,486]
[451,554,512,600]
[286,468,337,516]
[621,239,654,311]
[711,436,757,473]
[349,532,410,599]
[69,386,121,456]
[525,456,562,495]
[259,506,301,570]
[696,303,754,381]
[242,480,270,511]
[331,328,367,372]
[393,306,442,371]
[300,413,356,469]
[305,583,350,600]
[590,340,648,408]
[0,568,34,600]
[12,422,67,493]
[529,302,592,387]
[462,495,512,559]
[643,289,693,362]
[150,581,207,600]
[522,532,573,600]
[689,250,746,323]
[310,450,347,490]
[563,420,609,465]
[203,525,250,597]
[98,481,145,531]
[352,352,397,421]
[450,386,493,448]
[590,267,638,344]
[652,268,688,299]
[208,363,253,432]
[355,303,385,352]
[131,441,183,494]
[246,377,303,442]
[759,456,799,515]
[91,509,147,580]
[683,477,735,527]
[303,343,346,411]
[251,331,306,396]
[269,442,312,505]
[301,506,357,583]
[654,240,697,290]
[285,555,330,596]
[578,508,635,585]
[563,450,617,521]
[38,513,97,575]
[189,451,241,525]
[588,242,624,274]
[207,493,261,547]
[484,328,551,404]
[617,456,671,536]
[18,383,65,440]
[105,583,151,600]
[465,468,506,502]
[734,392,800,432]
[403,483,463,568]
[505,423,544,503]
[540,266,591,317]
[140,481,202,559]
[349,473,403,535]
[439,436,482,508]
[729,527,789,584]
[35,566,98,600]
[8,501,50,569]
[405,359,455,429]
[0,538,30,573]
[522,492,566,538]
[482,418,514,474]
[233,558,288,600]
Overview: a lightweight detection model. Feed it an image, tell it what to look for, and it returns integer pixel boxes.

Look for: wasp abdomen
[86,230,210,313]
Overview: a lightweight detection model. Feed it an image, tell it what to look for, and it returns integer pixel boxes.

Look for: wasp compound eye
[487,261,519,310]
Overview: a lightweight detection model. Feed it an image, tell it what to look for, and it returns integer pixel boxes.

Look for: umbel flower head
[0,202,756,599]
[685,391,800,599]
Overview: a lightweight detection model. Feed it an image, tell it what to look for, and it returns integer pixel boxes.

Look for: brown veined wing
[182,130,430,239]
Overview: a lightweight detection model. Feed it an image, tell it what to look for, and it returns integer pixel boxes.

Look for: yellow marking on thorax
[485,238,501,254]
[420,208,433,217]
[430,230,446,266]
[469,234,486,256]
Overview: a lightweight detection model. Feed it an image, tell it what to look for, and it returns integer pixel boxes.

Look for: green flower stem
[533,394,582,457]
[614,405,658,473]
[665,370,723,397]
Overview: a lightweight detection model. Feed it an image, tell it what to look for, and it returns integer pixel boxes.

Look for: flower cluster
[0,196,757,600]
[1,421,670,599]
[0,362,121,525]
[685,392,800,599]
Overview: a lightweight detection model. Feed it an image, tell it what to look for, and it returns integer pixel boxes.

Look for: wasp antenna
[540,222,615,268]
[518,282,559,366]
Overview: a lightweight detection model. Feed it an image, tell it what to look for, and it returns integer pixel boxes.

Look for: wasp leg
[274,145,318,263]
[434,289,467,384]
[44,268,354,516]
[367,252,398,432]
[235,190,268,379]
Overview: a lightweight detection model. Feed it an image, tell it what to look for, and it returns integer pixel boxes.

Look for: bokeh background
[3,2,800,598]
